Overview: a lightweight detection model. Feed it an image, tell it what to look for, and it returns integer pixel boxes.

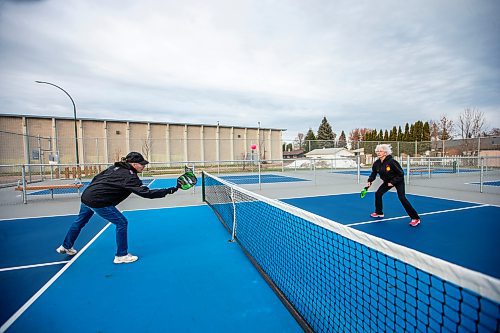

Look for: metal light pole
[35,81,79,165]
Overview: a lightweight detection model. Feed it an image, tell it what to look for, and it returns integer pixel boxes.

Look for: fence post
[477,137,481,167]
[406,155,411,185]
[428,157,432,178]
[313,159,317,185]
[479,157,484,193]
[258,157,262,190]
[356,155,360,184]
[21,165,27,204]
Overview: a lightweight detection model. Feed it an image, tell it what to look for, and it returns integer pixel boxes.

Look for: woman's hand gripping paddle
[360,186,370,198]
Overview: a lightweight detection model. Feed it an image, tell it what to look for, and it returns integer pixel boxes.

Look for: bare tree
[142,137,151,166]
[348,128,372,143]
[437,115,454,140]
[458,107,485,139]
[429,121,439,141]
[294,133,304,149]
[113,149,123,162]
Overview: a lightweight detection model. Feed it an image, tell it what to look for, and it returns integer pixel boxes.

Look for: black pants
[375,182,419,219]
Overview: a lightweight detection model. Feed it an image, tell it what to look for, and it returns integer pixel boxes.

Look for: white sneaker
[113,253,138,264]
[56,245,77,256]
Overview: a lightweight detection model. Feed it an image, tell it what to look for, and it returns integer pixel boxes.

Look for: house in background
[305,147,354,158]
[290,147,358,168]
[283,149,305,159]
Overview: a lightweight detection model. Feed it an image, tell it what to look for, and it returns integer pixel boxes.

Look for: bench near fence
[15,182,84,200]
[409,168,434,176]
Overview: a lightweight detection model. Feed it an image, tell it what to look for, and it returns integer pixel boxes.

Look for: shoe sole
[370,215,384,218]
[113,258,138,264]
[56,248,77,256]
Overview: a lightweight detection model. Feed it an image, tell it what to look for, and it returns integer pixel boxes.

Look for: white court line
[346,204,490,227]
[0,222,112,333]
[0,261,70,272]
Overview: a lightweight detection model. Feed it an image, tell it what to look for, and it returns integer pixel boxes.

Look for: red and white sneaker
[409,219,421,227]
[370,212,384,218]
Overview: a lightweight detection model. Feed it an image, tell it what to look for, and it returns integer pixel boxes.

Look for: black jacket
[81,162,176,208]
[368,155,404,185]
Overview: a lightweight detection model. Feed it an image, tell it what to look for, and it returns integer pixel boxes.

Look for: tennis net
[202,171,500,332]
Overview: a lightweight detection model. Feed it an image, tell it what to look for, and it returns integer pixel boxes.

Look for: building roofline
[0,113,287,131]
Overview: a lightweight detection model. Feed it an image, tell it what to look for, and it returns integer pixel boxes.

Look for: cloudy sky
[0,0,499,140]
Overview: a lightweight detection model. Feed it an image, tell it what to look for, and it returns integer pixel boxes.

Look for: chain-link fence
[303,137,499,157]
[0,132,280,165]
[402,156,500,194]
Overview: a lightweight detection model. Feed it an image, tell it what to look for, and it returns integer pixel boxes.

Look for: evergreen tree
[383,129,389,141]
[338,130,347,148]
[316,117,336,148]
[389,126,397,141]
[378,129,383,141]
[409,124,415,141]
[414,121,423,141]
[420,121,431,154]
[365,130,373,141]
[397,126,403,141]
[422,122,430,141]
[403,123,410,141]
[304,128,317,152]
[365,130,371,141]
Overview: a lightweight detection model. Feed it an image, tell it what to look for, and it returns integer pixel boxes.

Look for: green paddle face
[360,187,369,198]
[177,171,197,190]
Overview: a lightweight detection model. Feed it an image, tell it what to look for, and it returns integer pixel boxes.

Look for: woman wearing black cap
[56,152,179,264]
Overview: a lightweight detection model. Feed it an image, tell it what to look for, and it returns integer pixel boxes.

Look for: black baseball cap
[124,152,149,165]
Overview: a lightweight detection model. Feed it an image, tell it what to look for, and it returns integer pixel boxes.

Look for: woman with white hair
[367,144,421,227]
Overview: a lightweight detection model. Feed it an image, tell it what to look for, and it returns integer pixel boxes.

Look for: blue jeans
[63,203,129,256]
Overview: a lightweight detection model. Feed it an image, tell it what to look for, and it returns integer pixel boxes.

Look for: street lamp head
[35,80,80,165]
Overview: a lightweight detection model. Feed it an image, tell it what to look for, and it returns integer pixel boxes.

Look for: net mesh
[202,172,500,332]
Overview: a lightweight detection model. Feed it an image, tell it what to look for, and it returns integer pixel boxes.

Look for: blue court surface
[2,191,499,332]
[332,169,480,176]
[0,206,302,333]
[27,175,306,197]
[28,179,155,196]
[469,180,500,187]
[219,174,308,185]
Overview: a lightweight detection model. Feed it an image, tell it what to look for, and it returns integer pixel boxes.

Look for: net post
[201,171,206,202]
[229,187,237,242]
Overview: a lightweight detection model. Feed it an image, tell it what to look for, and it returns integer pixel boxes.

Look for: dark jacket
[368,155,404,185]
[81,162,175,208]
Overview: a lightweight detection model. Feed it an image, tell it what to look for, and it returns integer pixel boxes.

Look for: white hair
[375,144,392,155]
